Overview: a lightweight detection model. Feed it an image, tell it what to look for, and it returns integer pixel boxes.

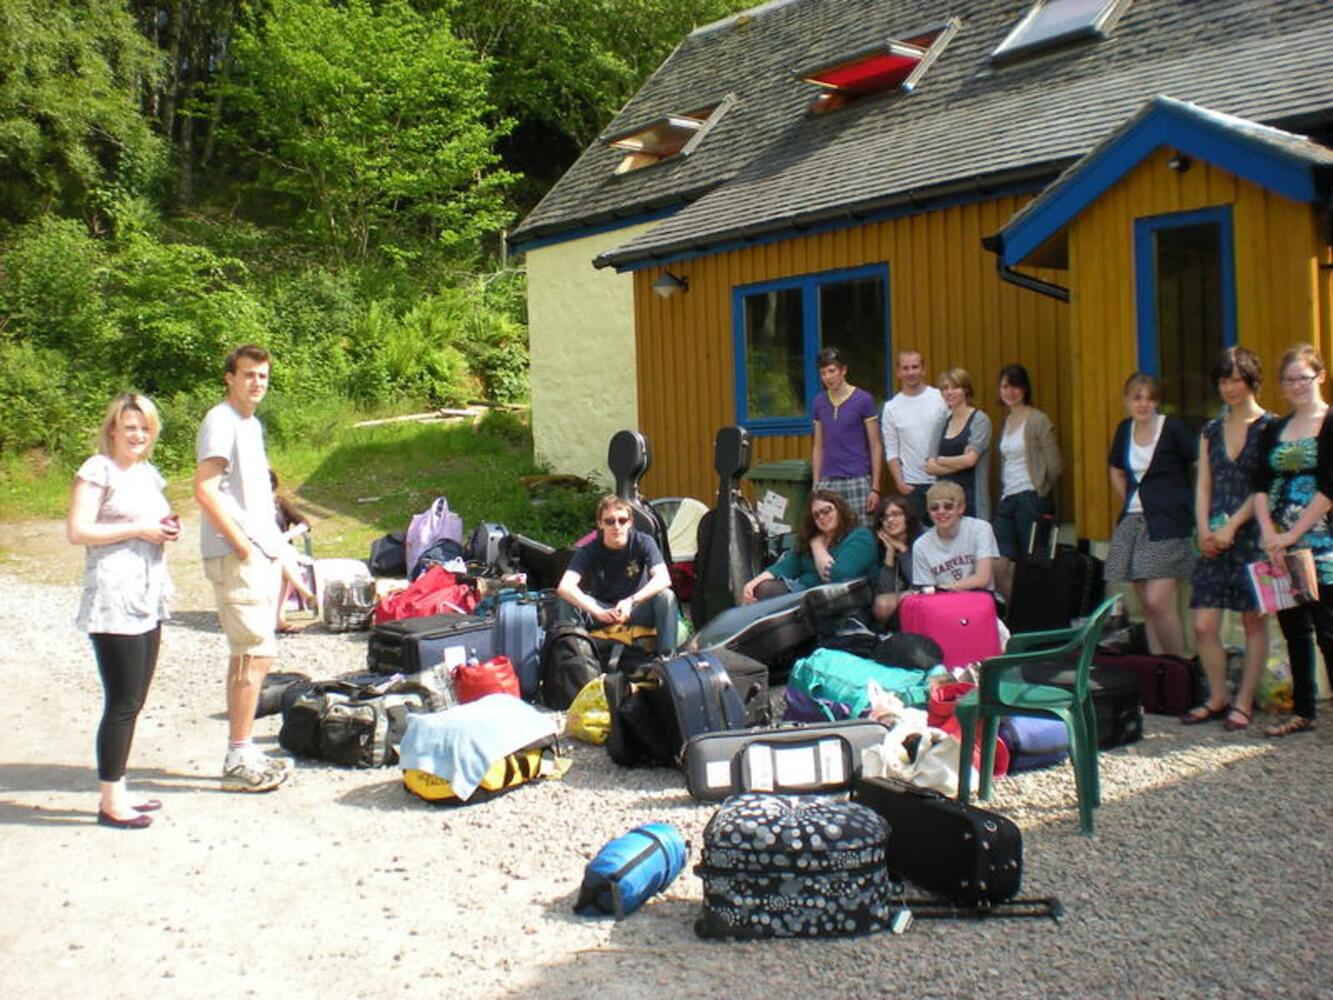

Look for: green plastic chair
[955,596,1120,836]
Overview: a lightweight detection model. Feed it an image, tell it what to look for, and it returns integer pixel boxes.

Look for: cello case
[607,430,673,567]
[691,427,767,630]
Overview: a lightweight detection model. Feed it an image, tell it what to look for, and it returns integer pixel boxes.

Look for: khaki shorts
[204,550,280,658]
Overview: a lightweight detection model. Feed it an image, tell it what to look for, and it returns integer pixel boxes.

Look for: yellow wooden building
[511,0,1333,540]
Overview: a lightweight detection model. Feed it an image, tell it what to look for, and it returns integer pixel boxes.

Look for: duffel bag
[403,735,569,804]
[787,647,946,720]
[453,655,521,704]
[319,690,425,768]
[574,823,689,920]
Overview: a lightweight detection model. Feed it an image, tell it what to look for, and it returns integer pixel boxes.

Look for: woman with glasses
[741,489,877,603]
[67,393,180,829]
[992,364,1063,601]
[1105,372,1198,658]
[925,368,992,522]
[1183,347,1271,730]
[557,495,679,652]
[872,493,924,626]
[1252,344,1333,737]
[910,480,1000,592]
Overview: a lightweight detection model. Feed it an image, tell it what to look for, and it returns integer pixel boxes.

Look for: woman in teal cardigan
[742,488,878,602]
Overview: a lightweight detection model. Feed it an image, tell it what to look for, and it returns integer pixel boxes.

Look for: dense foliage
[0,0,750,473]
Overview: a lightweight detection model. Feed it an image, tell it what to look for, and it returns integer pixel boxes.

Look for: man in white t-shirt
[911,481,999,591]
[194,344,289,793]
[881,350,948,523]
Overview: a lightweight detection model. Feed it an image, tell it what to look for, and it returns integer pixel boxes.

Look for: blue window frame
[732,263,890,436]
[1134,205,1236,427]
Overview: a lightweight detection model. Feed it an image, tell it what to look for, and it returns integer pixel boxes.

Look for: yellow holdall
[566,676,611,745]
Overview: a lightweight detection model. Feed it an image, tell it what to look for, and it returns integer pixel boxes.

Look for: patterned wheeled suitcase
[695,794,895,939]
[853,775,1022,906]
[680,718,889,801]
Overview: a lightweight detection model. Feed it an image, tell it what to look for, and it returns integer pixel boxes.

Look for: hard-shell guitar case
[607,430,673,568]
[691,427,766,629]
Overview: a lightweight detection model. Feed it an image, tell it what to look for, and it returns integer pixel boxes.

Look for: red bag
[373,565,479,624]
[452,655,521,704]
[926,680,1010,778]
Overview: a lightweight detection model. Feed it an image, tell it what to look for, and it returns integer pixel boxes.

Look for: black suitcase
[1092,651,1203,716]
[681,718,888,801]
[1020,661,1145,749]
[505,533,577,592]
[647,651,747,756]
[708,647,771,727]
[695,794,896,939]
[853,775,1022,906]
[367,613,495,674]
[1007,520,1105,633]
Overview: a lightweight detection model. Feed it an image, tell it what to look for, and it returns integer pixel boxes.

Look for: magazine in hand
[1247,551,1319,613]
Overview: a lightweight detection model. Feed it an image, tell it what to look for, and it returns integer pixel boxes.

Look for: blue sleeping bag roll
[999,716,1071,773]
[574,823,689,919]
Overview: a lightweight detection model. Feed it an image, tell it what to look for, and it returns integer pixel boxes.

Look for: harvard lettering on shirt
[911,516,1000,590]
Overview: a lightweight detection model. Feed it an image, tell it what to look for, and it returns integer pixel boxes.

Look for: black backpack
[540,622,603,710]
[873,632,945,670]
[368,531,407,577]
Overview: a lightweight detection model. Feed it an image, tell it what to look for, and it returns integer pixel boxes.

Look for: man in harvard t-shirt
[557,495,678,652]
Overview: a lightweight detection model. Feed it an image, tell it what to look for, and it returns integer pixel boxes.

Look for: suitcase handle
[1025,515,1058,561]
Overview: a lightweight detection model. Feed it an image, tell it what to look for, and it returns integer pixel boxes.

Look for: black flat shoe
[98,810,152,830]
[1179,702,1229,725]
[132,799,163,813]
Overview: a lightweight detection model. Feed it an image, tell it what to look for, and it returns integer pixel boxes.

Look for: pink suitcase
[897,592,1002,668]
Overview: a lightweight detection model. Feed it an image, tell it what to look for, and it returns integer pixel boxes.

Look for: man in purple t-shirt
[811,347,883,527]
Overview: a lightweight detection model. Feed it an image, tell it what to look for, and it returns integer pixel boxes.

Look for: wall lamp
[652,270,689,299]
[1167,153,1192,173]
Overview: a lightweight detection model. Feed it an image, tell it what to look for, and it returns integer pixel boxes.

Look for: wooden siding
[1067,148,1329,540]
[633,194,1072,509]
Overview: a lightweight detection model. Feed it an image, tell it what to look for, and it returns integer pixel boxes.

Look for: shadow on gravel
[165,611,222,634]
[337,777,419,811]
[0,762,214,795]
[0,800,95,827]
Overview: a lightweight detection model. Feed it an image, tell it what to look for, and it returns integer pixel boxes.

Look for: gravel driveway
[2,539,1330,999]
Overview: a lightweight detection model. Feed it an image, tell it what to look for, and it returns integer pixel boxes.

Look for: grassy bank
[0,410,601,561]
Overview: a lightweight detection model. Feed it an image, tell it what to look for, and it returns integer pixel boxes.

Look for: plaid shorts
[817,475,874,528]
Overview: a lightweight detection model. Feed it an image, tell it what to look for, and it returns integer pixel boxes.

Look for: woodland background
[0,0,750,471]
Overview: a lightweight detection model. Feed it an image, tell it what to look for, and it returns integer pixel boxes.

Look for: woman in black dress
[1183,348,1270,730]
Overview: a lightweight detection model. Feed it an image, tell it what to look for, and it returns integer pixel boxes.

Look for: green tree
[0,0,166,223]
[223,0,514,262]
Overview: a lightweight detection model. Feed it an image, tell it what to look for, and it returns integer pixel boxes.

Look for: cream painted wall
[524,221,660,486]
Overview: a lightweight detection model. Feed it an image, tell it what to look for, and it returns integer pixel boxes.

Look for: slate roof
[508,0,1333,266]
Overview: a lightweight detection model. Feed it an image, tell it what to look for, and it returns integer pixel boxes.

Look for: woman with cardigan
[741,489,877,603]
[1105,372,1198,658]
[925,367,992,522]
[992,364,1063,602]
[1252,344,1333,737]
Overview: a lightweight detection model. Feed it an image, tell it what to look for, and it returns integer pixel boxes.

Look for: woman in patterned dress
[1182,348,1271,730]
[1252,344,1333,737]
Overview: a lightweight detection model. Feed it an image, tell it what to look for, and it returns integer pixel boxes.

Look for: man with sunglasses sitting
[557,495,678,653]
[911,481,999,592]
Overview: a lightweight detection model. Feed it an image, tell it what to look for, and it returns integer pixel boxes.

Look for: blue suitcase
[494,600,544,700]
[647,651,747,759]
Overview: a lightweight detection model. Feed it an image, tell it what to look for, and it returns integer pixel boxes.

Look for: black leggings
[90,627,161,782]
[1275,587,1333,721]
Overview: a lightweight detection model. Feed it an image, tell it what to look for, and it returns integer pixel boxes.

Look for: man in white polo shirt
[882,349,947,523]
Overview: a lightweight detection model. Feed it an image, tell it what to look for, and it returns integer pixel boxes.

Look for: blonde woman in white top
[67,393,180,829]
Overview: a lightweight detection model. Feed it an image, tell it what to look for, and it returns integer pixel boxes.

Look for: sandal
[1179,702,1230,725]
[1263,716,1316,738]
[1223,707,1252,732]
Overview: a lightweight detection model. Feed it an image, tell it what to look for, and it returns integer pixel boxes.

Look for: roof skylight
[799,19,960,114]
[603,98,734,175]
[991,0,1133,64]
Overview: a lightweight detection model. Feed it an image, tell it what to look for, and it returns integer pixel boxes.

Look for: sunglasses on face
[928,501,957,513]
[601,515,632,527]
